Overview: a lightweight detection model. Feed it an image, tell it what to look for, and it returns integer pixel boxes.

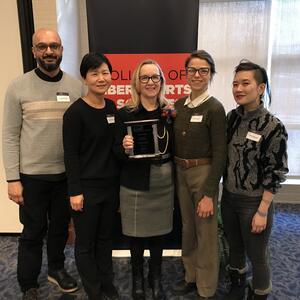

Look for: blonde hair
[126,59,168,110]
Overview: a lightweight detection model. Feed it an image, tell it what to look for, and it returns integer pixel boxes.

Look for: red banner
[106,53,190,108]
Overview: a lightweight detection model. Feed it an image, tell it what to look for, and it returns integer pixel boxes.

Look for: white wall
[0,1,23,232]
[32,0,57,30]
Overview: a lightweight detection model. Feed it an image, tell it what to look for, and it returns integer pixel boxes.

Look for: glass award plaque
[125,119,160,158]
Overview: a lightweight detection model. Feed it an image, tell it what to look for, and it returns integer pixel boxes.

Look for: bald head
[32,28,61,46]
[32,28,63,76]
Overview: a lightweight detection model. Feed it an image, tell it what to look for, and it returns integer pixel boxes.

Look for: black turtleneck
[35,68,63,82]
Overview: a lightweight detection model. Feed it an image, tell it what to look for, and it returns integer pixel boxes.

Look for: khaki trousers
[176,164,219,297]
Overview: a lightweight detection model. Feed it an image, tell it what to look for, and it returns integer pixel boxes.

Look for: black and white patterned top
[223,103,288,196]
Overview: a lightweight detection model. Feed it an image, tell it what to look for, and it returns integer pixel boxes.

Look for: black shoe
[222,269,246,300]
[102,282,119,300]
[48,269,78,293]
[247,286,268,300]
[23,288,38,300]
[172,279,197,295]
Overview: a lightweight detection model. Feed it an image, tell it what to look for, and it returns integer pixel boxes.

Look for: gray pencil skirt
[120,162,174,237]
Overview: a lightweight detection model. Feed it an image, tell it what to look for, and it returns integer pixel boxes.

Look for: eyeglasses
[186,67,210,76]
[139,75,162,83]
[34,43,61,52]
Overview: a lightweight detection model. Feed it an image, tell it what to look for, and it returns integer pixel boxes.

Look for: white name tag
[190,115,203,122]
[56,92,70,102]
[106,115,115,124]
[246,131,261,142]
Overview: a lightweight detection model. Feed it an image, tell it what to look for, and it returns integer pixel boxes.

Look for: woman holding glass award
[114,59,174,300]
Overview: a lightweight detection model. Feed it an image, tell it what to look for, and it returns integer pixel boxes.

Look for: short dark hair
[235,59,271,104]
[80,52,112,78]
[185,50,216,78]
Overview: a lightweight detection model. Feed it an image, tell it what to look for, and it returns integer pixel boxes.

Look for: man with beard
[2,28,83,300]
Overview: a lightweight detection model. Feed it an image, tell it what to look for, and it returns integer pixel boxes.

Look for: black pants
[72,186,119,300]
[130,235,164,267]
[221,189,273,292]
[18,175,70,292]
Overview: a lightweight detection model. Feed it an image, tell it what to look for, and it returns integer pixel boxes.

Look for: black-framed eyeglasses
[34,43,61,52]
[139,75,162,83]
[186,67,210,76]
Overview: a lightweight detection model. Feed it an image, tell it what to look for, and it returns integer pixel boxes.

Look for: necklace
[157,126,166,139]
[157,125,169,155]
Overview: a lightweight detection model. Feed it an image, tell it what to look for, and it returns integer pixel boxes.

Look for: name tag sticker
[56,92,70,102]
[246,131,261,142]
[190,115,203,122]
[106,115,115,124]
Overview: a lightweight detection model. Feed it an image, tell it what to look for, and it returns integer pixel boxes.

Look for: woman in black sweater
[114,59,174,300]
[63,53,119,300]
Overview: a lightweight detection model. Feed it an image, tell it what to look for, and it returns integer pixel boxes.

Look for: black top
[114,104,173,191]
[63,98,119,196]
[35,68,63,82]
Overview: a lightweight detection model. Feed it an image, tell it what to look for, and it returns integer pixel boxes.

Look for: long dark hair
[235,59,271,106]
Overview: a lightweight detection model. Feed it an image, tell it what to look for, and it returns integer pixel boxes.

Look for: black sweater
[63,98,119,196]
[114,105,173,191]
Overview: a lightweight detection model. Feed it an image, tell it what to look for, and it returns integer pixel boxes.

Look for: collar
[236,102,266,119]
[35,68,63,82]
[184,90,210,108]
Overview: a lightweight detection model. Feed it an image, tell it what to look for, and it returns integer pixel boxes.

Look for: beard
[36,55,62,72]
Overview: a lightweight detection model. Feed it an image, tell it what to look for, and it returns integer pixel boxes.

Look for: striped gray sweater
[2,70,83,180]
[223,103,288,196]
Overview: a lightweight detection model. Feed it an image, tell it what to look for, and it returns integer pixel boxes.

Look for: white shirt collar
[184,90,211,108]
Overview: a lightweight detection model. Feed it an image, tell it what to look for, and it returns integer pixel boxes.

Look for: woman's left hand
[251,212,267,234]
[197,196,214,218]
[70,194,84,212]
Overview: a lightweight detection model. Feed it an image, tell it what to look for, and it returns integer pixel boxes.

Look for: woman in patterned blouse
[221,60,288,300]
